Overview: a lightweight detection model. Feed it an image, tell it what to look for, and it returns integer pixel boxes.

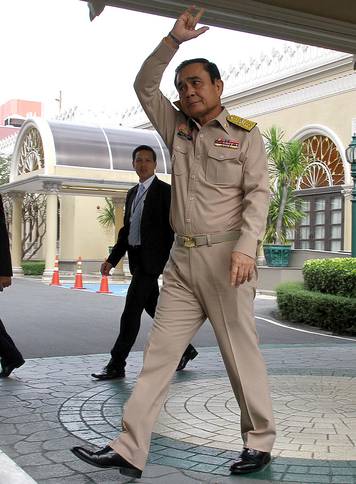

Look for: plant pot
[263,244,292,267]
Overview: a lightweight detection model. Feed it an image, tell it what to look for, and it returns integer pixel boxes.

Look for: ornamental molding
[0,133,18,155]
[222,48,350,100]
[8,191,25,201]
[341,187,353,197]
[125,68,356,129]
[230,72,356,121]
[112,195,126,206]
[42,181,61,194]
[120,44,352,128]
[56,105,124,128]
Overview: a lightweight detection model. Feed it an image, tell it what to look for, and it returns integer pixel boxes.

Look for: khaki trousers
[110,241,276,470]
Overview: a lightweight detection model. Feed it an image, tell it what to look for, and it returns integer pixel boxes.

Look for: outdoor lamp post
[345,134,356,257]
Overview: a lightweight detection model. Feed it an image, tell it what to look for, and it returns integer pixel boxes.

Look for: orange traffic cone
[72,256,86,290]
[50,256,61,286]
[96,275,112,294]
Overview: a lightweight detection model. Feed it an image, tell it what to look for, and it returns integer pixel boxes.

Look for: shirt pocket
[171,143,188,175]
[206,146,242,185]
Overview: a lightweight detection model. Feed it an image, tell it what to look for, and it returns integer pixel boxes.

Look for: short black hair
[174,58,221,88]
[132,145,157,162]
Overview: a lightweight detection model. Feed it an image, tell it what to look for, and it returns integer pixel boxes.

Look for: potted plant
[262,126,307,267]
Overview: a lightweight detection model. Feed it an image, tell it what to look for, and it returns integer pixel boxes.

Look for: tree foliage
[97,197,115,228]
[263,126,307,244]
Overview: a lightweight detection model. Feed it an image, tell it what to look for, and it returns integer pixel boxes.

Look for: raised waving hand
[169,6,209,44]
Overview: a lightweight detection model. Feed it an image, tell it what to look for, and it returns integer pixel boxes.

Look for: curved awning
[1,118,171,197]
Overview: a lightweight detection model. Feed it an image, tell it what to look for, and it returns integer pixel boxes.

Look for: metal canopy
[84,0,356,54]
[48,121,170,172]
[0,118,171,197]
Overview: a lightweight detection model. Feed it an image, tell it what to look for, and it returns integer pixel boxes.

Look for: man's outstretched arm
[134,7,208,149]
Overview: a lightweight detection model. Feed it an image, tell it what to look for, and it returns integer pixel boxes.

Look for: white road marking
[256,315,356,343]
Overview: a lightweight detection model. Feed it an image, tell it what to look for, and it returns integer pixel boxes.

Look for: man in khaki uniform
[71,7,276,479]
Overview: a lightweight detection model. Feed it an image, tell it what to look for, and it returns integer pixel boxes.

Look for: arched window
[298,135,345,188]
[18,127,45,175]
[292,135,344,252]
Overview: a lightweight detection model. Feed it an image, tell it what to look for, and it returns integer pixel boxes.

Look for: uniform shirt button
[186,218,191,222]
[199,134,204,138]
[219,155,224,159]
[189,197,194,201]
[191,175,195,179]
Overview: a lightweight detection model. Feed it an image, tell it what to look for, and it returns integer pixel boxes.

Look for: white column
[43,183,61,279]
[10,192,24,276]
[342,187,352,252]
[112,196,125,276]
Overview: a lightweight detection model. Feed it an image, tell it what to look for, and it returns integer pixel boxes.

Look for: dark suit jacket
[107,176,173,276]
[0,195,12,277]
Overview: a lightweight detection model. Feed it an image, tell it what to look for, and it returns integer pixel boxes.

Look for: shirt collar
[215,107,231,134]
[187,107,231,134]
[140,174,155,191]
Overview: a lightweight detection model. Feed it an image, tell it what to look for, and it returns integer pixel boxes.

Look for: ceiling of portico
[84,0,356,54]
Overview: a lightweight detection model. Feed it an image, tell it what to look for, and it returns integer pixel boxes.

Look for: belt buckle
[183,236,196,248]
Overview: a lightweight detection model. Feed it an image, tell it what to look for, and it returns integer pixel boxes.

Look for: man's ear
[216,79,224,96]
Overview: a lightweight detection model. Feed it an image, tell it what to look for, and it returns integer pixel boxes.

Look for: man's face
[133,149,156,182]
[176,63,223,125]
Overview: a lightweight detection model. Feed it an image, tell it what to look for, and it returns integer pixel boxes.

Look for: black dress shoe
[0,358,25,378]
[230,448,271,474]
[70,445,142,478]
[91,364,125,380]
[176,346,198,371]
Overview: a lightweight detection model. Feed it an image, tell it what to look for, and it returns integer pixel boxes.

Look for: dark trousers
[0,318,23,364]
[110,251,194,369]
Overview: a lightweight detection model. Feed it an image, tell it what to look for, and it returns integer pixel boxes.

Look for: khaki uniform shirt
[134,40,269,259]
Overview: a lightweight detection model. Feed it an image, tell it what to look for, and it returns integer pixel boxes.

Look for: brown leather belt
[175,230,240,248]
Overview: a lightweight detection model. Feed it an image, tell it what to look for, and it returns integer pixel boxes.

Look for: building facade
[1,41,355,275]
[122,43,355,253]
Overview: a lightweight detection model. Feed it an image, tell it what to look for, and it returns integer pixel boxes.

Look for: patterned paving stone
[1,345,356,483]
[59,374,356,462]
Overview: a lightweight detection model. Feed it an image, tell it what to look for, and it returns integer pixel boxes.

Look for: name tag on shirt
[214,138,240,149]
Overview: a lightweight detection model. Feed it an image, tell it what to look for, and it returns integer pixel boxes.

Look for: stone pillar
[43,183,61,279]
[10,192,24,276]
[112,196,126,276]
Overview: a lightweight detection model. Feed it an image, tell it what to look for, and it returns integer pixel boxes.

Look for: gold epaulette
[226,114,257,132]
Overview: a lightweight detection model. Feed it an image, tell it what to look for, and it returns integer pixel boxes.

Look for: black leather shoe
[176,346,198,371]
[91,364,125,380]
[70,445,142,478]
[0,358,25,378]
[230,448,271,474]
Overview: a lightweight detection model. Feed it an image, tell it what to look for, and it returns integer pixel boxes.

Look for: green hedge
[303,258,356,298]
[21,260,45,276]
[276,282,356,335]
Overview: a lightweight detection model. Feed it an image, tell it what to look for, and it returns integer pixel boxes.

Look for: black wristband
[168,31,181,46]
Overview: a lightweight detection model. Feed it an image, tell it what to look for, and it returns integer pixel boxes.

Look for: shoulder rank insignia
[226,114,257,132]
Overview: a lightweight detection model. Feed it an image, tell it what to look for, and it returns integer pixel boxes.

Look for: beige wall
[60,195,115,261]
[253,90,356,150]
[245,89,355,252]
